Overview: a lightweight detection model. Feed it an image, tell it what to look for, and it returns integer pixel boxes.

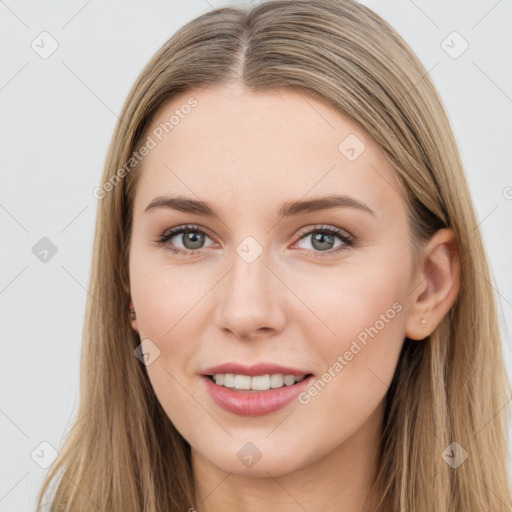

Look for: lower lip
[202,374,315,417]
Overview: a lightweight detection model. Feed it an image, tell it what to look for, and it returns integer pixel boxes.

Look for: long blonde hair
[36,0,512,510]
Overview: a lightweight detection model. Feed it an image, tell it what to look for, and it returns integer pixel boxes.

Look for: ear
[405,228,461,341]
[129,299,139,333]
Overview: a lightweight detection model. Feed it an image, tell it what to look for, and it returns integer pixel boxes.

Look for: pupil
[312,232,334,250]
[183,230,204,249]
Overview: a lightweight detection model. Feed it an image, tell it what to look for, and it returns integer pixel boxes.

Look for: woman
[36,0,512,510]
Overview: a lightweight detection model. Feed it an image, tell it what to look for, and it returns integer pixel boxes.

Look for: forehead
[133,85,405,221]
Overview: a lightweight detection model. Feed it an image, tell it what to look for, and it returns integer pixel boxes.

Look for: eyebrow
[144,194,375,218]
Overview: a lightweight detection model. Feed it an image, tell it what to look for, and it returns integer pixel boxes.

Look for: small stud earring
[420,318,427,327]
[129,301,136,321]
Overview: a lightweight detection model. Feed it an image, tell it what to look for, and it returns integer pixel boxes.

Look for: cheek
[294,256,408,407]
[131,265,204,433]
[130,253,204,339]
[293,252,407,343]
[129,260,205,417]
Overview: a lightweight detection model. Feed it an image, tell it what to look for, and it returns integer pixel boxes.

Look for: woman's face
[129,84,417,478]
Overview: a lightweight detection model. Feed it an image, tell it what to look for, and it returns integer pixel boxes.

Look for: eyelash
[155,223,354,259]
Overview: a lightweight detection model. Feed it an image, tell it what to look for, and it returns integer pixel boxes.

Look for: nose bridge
[231,236,270,295]
[214,233,286,337]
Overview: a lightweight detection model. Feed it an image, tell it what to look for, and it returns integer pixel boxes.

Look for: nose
[213,243,287,340]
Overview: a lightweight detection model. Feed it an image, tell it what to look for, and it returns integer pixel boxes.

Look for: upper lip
[201,362,314,377]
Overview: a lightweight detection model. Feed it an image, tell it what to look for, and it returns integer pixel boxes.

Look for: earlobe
[405,228,461,341]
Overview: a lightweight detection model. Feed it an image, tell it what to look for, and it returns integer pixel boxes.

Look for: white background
[1,0,511,510]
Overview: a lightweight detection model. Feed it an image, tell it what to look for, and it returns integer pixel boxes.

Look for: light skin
[128,83,460,511]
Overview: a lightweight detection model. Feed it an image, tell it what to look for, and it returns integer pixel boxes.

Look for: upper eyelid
[296,224,352,239]
[163,224,215,241]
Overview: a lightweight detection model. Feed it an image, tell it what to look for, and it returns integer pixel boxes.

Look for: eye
[293,225,354,258]
[155,224,215,256]
[155,223,354,258]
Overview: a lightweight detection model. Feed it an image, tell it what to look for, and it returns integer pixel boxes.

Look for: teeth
[212,373,308,391]
[234,374,251,389]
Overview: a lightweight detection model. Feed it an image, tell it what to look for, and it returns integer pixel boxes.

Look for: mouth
[202,373,316,416]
